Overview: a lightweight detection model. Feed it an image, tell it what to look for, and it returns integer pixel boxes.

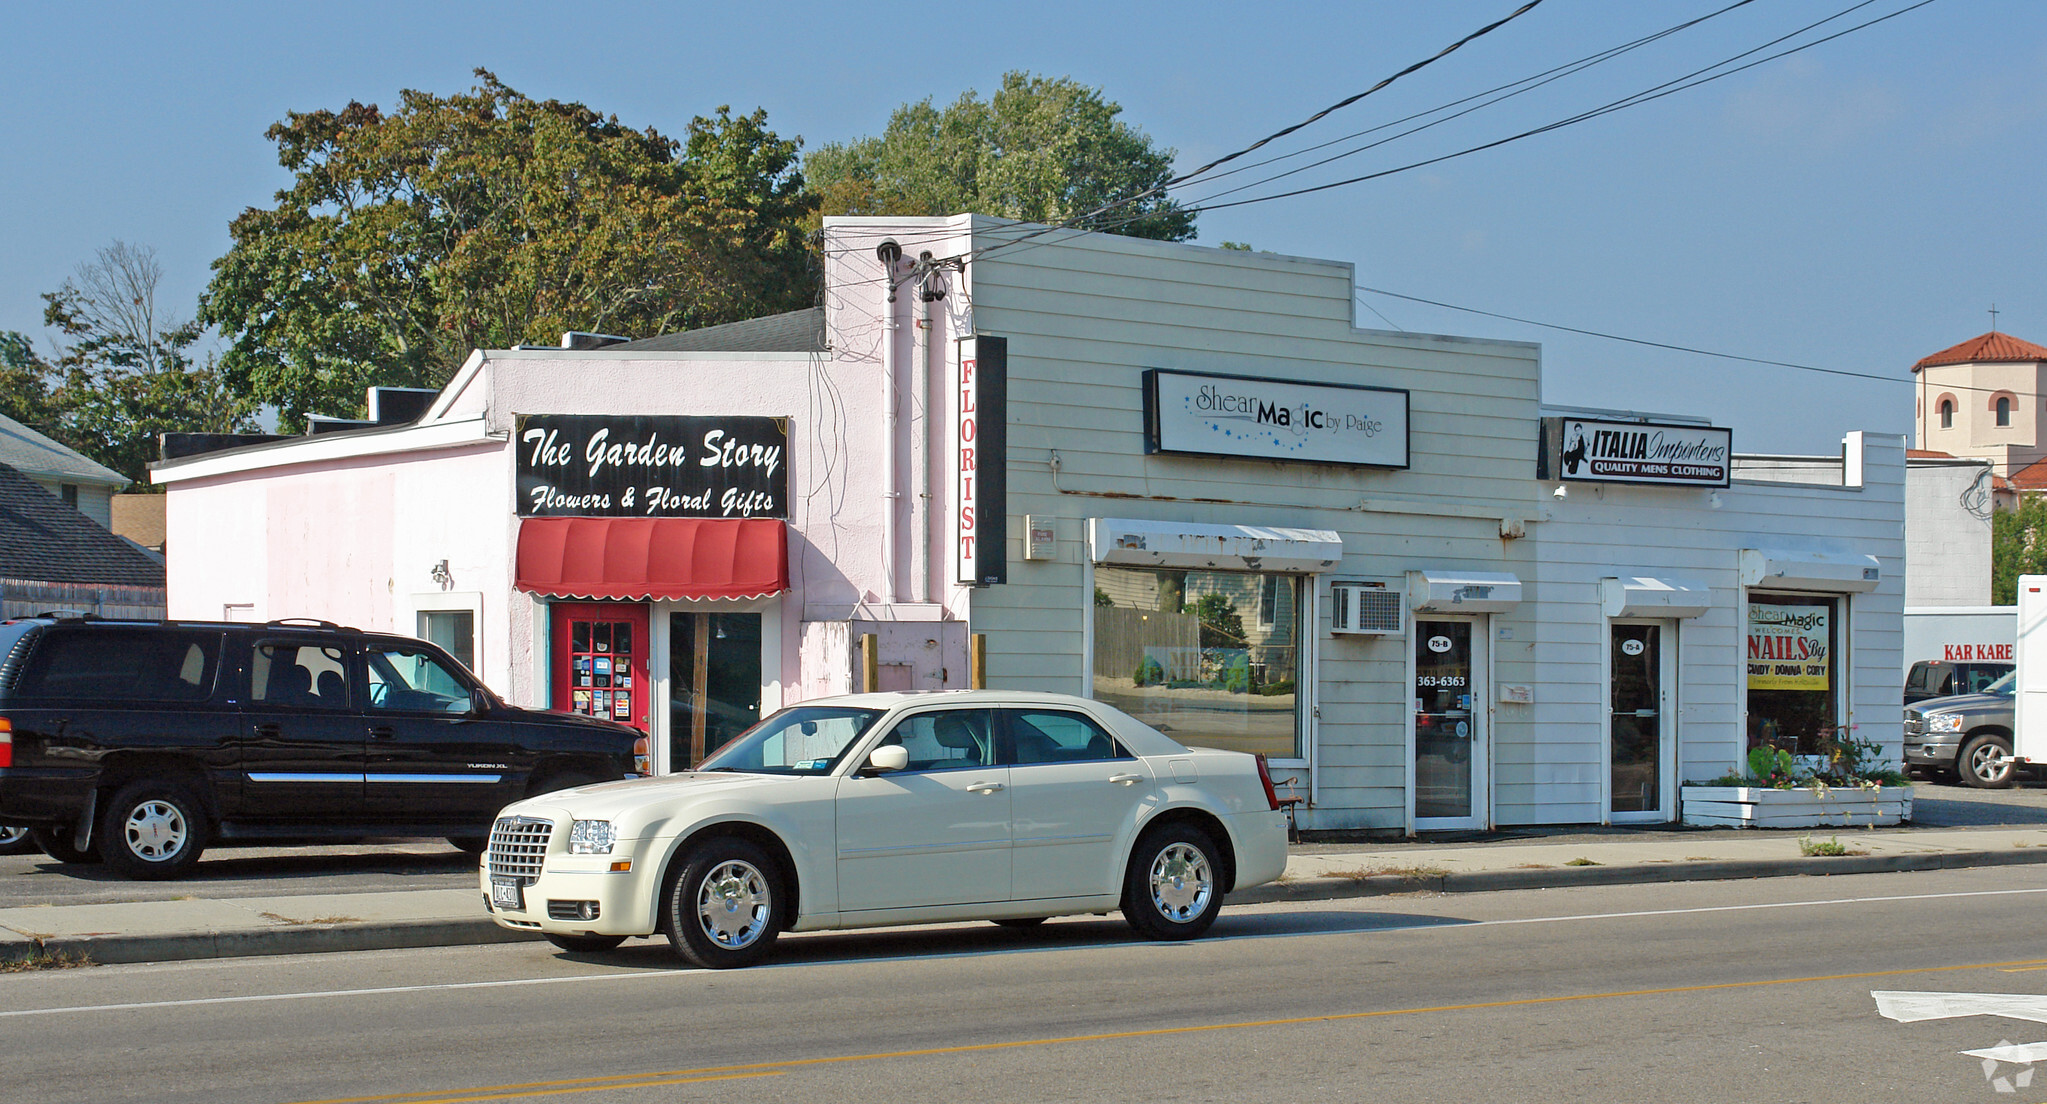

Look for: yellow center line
[281,956,2047,1104]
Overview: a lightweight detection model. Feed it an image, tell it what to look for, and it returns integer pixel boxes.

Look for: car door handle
[967,781,1005,794]
[253,723,281,738]
[368,726,396,741]
[1107,773,1144,786]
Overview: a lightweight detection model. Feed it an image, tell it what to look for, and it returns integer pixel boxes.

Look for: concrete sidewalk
[7,825,2047,966]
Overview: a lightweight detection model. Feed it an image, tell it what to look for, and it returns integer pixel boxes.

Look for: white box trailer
[2013,579,2047,766]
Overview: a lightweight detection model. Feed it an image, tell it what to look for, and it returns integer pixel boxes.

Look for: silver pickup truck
[1902,670,2020,788]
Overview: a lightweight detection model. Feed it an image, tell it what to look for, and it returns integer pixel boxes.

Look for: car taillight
[1254,753,1281,811]
[632,735,650,776]
[0,720,11,769]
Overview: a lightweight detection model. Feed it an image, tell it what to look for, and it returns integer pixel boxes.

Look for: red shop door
[550,603,651,731]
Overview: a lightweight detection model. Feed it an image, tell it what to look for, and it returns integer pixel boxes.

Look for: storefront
[156,214,1903,828]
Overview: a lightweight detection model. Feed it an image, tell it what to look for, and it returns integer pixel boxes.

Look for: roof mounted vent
[560,332,630,350]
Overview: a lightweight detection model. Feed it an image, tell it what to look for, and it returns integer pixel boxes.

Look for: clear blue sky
[3,0,2035,453]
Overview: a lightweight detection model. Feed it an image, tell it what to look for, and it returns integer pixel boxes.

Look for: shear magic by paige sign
[515,414,787,518]
[1143,369,1409,468]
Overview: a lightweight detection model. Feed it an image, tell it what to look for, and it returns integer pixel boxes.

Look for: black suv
[0,616,642,879]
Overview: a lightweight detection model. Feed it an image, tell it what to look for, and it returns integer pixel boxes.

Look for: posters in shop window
[515,414,787,519]
[1747,604,1830,690]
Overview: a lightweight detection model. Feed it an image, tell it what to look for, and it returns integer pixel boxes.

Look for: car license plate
[490,876,524,911]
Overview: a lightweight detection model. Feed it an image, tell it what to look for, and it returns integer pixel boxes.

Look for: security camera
[876,239,903,266]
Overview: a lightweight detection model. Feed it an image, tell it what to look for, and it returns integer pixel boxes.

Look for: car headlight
[1923,714,1966,733]
[567,819,617,854]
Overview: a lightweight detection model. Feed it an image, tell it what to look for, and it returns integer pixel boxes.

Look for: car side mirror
[470,688,492,716]
[864,745,909,774]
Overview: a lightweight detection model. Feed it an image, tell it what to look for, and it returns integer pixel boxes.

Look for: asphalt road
[5,866,2047,1104]
[6,777,2047,906]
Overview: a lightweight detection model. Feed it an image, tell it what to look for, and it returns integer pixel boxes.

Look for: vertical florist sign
[1747,603,1830,690]
[955,336,1008,586]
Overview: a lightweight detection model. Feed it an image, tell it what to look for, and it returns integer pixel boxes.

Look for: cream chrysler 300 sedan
[481,690,1292,968]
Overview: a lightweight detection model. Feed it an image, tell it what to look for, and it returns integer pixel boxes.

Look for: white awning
[1088,518,1343,572]
[1740,547,1881,594]
[1406,570,1522,613]
[1601,575,1713,619]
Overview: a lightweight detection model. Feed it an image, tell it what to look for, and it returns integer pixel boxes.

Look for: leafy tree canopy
[1992,495,2047,603]
[201,70,818,422]
[42,241,257,487]
[808,71,1194,241]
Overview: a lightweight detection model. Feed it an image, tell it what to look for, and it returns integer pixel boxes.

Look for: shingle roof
[0,464,165,587]
[607,307,826,353]
[0,412,126,487]
[1913,332,2047,372]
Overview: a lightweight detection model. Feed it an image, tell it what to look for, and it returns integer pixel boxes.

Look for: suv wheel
[100,780,210,879]
[1959,733,2017,790]
[0,825,34,856]
[31,825,101,864]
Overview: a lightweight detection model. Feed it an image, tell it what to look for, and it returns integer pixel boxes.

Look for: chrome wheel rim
[1148,842,1214,923]
[1971,743,2010,783]
[696,859,771,950]
[0,825,25,847]
[123,800,188,862]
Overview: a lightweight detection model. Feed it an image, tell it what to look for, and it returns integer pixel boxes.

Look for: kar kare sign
[1748,604,1830,690]
[1144,369,1408,468]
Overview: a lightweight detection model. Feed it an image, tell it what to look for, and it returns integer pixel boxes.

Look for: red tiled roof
[1913,332,2047,372]
[1907,448,1956,459]
[2008,457,2047,491]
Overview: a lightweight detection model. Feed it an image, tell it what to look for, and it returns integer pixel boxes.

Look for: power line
[1353,284,2028,404]
[1188,0,1933,215]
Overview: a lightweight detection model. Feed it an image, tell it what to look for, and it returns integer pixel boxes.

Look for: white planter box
[1680,785,1912,828]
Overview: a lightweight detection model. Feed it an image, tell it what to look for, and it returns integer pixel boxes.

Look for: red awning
[515,518,788,601]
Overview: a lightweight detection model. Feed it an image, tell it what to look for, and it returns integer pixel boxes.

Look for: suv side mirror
[470,688,492,716]
[864,745,909,774]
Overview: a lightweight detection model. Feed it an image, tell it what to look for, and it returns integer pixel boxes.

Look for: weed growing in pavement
[258,912,361,926]
[1798,836,1866,857]
[1564,857,1601,866]
[0,948,92,972]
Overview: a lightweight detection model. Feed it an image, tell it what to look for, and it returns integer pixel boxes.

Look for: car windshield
[695,706,884,775]
[1986,671,2017,694]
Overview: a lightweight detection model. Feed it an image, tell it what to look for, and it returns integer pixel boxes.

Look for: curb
[6,917,540,967]
[1229,846,2047,905]
[10,848,2047,967]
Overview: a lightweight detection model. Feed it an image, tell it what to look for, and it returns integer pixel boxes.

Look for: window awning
[1739,547,1881,594]
[1601,575,1713,619]
[1088,518,1344,572]
[515,518,788,602]
[1406,570,1522,613]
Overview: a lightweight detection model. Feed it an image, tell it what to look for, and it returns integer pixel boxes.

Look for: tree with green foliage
[41,241,257,486]
[1185,592,1245,649]
[0,331,62,435]
[808,71,1194,241]
[1992,494,2047,603]
[201,70,818,424]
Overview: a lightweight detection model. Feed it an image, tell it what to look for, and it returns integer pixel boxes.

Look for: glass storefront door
[1414,619,1485,827]
[670,611,762,768]
[549,603,650,731]
[1609,622,1668,818]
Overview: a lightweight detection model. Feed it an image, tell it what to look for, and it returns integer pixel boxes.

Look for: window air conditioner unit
[1330,581,1402,635]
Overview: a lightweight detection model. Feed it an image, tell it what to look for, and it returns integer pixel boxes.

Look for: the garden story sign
[516,414,787,519]
[1143,369,1409,468]
[1539,416,1732,488]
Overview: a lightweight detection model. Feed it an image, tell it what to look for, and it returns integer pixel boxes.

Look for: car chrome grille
[487,816,553,881]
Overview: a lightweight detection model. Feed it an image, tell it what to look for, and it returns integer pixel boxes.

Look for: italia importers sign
[1541,417,1731,488]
